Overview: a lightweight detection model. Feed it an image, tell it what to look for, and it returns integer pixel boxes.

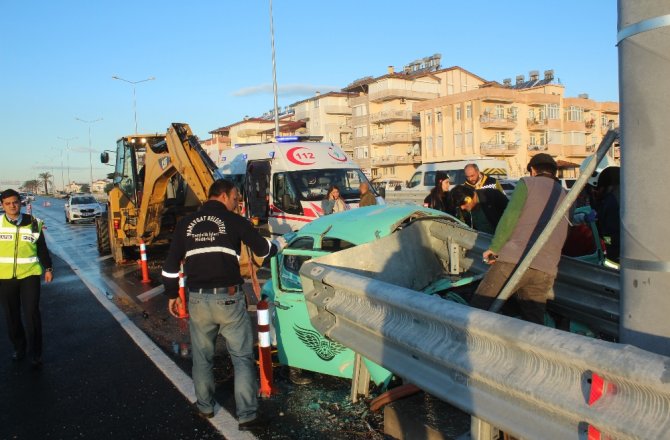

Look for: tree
[22,180,40,193]
[80,183,90,193]
[38,172,53,195]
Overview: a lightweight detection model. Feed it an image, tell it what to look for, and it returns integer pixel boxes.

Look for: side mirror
[100,152,109,164]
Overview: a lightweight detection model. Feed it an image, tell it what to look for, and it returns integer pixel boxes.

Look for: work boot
[288,367,313,385]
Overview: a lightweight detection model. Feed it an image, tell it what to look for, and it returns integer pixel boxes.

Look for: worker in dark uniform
[0,189,53,368]
[161,179,285,430]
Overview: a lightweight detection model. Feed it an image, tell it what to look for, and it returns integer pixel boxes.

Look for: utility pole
[76,117,103,188]
[618,0,670,355]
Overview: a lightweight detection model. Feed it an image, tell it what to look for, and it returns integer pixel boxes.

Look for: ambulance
[218,136,382,235]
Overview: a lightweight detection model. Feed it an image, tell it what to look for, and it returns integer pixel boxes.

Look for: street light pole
[58,136,77,192]
[112,76,155,134]
[75,117,103,189]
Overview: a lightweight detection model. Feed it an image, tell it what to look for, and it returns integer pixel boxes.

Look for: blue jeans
[189,291,258,422]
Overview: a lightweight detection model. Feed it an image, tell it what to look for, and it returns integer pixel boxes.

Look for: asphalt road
[0,253,223,439]
[4,197,464,440]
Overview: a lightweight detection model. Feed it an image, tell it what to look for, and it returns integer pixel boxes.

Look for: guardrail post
[350,353,370,403]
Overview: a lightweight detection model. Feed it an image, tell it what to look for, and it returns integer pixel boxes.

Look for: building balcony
[481,93,515,103]
[236,128,261,137]
[351,114,369,126]
[563,145,592,157]
[369,110,417,123]
[324,105,351,115]
[527,118,561,131]
[528,144,561,156]
[293,111,310,121]
[354,157,372,169]
[370,132,414,145]
[527,95,560,106]
[352,136,370,148]
[585,120,596,133]
[349,95,368,106]
[368,88,438,103]
[563,120,586,132]
[480,116,517,130]
[370,155,422,166]
[480,142,520,156]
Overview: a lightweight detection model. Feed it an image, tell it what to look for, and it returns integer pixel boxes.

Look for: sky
[0,1,620,190]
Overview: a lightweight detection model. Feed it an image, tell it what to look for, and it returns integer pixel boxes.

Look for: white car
[65,194,103,224]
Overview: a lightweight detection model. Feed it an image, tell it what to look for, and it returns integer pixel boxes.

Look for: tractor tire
[96,216,110,255]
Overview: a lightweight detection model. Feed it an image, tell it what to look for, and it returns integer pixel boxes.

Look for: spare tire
[96,216,111,254]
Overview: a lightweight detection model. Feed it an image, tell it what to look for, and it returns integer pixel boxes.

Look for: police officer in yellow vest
[0,189,53,367]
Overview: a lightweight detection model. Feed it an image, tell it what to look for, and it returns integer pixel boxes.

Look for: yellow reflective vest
[0,214,44,279]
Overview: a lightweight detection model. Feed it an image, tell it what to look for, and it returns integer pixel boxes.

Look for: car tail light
[113,219,120,230]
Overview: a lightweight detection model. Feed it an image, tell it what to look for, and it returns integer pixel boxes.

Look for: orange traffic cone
[139,239,151,284]
[177,262,189,318]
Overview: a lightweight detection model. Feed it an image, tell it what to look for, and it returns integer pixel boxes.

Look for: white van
[219,136,382,235]
[404,158,509,193]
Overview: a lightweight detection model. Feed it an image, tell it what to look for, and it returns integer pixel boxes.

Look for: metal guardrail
[299,261,670,440]
[382,190,425,206]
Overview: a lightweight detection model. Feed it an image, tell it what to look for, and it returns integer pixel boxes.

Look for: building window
[454,133,463,149]
[314,100,320,109]
[466,103,472,119]
[388,166,395,176]
[547,104,560,120]
[353,105,366,117]
[436,112,442,123]
[528,108,535,120]
[564,131,585,145]
[436,135,443,156]
[548,130,561,144]
[426,136,433,153]
[354,125,368,138]
[466,131,473,147]
[566,106,583,122]
[426,112,432,126]
[495,131,505,144]
[601,115,608,127]
[495,105,505,119]
[455,106,462,120]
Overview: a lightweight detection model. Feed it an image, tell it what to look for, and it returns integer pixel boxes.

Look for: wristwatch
[45,268,54,273]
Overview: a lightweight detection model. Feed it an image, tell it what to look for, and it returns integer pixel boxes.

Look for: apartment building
[207,112,297,165]
[414,70,620,178]
[342,55,487,182]
[291,91,355,156]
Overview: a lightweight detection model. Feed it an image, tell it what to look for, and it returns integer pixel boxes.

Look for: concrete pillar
[618,0,670,354]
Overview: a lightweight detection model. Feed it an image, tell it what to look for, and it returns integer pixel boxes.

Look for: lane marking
[137,284,165,302]
[45,234,257,440]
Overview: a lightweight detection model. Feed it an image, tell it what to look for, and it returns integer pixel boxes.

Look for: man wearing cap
[469,154,569,325]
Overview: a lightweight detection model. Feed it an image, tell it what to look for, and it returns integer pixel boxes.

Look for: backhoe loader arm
[137,123,220,243]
